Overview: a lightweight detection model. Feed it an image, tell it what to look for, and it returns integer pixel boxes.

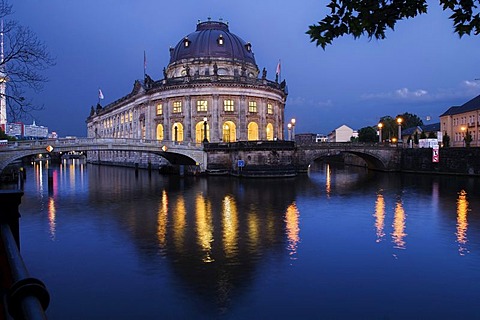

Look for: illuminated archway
[156,124,164,140]
[266,123,274,141]
[172,122,184,142]
[222,121,236,142]
[195,121,210,143]
[248,122,259,141]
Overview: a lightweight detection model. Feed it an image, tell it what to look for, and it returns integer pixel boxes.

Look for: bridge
[0,138,404,175]
[0,138,207,174]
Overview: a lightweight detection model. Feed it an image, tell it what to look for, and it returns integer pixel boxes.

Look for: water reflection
[374,192,386,243]
[392,197,407,249]
[456,190,469,255]
[285,202,300,259]
[195,194,214,263]
[156,190,168,251]
[48,196,56,240]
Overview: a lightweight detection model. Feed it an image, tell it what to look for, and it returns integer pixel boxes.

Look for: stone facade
[85,20,287,169]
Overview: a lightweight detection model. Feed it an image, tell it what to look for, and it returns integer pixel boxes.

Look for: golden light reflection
[156,190,168,249]
[196,194,214,263]
[172,197,186,251]
[456,190,469,255]
[392,199,407,249]
[285,202,300,259]
[374,192,386,243]
[248,212,260,250]
[222,195,238,258]
[325,164,331,196]
[48,197,56,240]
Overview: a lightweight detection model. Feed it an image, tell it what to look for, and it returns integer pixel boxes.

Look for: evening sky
[13,0,480,137]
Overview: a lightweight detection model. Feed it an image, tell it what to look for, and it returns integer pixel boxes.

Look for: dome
[169,20,256,65]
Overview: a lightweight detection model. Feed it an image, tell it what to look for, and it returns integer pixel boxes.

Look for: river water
[8,159,480,319]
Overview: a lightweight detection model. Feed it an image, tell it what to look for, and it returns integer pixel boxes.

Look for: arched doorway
[222,121,236,142]
[195,121,210,143]
[172,122,184,142]
[266,123,274,141]
[156,124,164,140]
[248,122,259,141]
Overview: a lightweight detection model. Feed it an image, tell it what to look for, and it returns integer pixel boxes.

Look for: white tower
[0,20,7,130]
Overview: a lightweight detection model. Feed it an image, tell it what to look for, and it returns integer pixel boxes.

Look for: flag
[276,59,281,75]
[98,89,104,100]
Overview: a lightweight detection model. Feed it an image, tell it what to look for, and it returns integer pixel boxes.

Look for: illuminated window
[197,100,208,112]
[248,122,259,140]
[217,34,224,45]
[248,101,257,113]
[173,101,182,113]
[156,103,163,115]
[129,110,133,122]
[224,99,234,112]
[183,37,190,48]
[156,124,164,140]
[245,42,252,52]
[266,123,274,140]
[267,103,273,115]
[120,114,124,124]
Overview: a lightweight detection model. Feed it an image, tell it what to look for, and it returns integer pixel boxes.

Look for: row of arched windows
[156,121,274,143]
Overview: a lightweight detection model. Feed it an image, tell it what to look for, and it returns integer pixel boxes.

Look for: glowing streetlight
[203,117,208,143]
[461,126,466,146]
[378,122,383,143]
[397,117,403,145]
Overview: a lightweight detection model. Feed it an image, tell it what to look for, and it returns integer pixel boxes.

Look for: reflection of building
[86,20,287,152]
[440,95,480,147]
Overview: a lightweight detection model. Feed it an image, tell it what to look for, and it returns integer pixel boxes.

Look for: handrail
[0,191,49,319]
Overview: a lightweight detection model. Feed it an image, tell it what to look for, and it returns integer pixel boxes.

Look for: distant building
[294,133,316,144]
[328,125,356,142]
[440,95,480,147]
[316,134,328,143]
[4,121,49,139]
[401,123,440,146]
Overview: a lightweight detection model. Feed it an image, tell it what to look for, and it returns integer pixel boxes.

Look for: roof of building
[402,123,440,135]
[440,94,480,117]
[169,20,256,65]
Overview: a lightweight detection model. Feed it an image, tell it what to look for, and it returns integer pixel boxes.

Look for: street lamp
[461,126,466,146]
[291,118,296,140]
[378,122,383,143]
[397,117,403,146]
[203,117,208,143]
[287,123,292,141]
[174,125,178,143]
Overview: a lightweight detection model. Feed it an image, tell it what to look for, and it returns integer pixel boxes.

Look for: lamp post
[396,117,403,146]
[202,117,208,143]
[291,118,296,141]
[287,123,292,141]
[378,122,383,143]
[174,125,178,144]
[461,126,466,147]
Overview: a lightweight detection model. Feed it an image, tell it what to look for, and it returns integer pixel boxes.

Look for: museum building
[86,19,288,167]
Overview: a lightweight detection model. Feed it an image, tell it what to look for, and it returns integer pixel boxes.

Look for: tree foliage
[307,0,480,49]
[1,0,55,122]
[358,126,378,142]
[377,112,423,141]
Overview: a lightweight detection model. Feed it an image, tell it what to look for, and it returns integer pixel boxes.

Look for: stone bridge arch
[297,145,401,172]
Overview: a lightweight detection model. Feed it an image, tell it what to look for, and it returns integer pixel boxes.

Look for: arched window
[222,121,236,142]
[266,123,274,141]
[156,124,164,141]
[195,120,209,144]
[248,122,259,141]
[172,122,184,142]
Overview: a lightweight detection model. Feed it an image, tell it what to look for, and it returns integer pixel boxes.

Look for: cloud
[361,80,480,103]
[288,96,333,108]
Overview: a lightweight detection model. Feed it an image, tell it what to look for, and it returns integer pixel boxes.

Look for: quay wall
[401,147,480,176]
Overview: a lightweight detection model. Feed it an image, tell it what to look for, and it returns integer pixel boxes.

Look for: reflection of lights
[157,190,168,249]
[248,212,260,250]
[222,195,238,258]
[285,203,300,259]
[392,199,407,249]
[325,164,331,196]
[172,197,186,250]
[456,190,469,255]
[48,197,56,240]
[196,195,214,263]
[374,192,385,243]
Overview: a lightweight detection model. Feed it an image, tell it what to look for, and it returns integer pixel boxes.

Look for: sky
[12,0,480,137]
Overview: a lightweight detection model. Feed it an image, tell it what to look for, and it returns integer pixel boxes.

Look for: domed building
[86,20,288,167]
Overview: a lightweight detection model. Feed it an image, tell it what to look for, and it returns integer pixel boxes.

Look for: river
[7,159,480,319]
